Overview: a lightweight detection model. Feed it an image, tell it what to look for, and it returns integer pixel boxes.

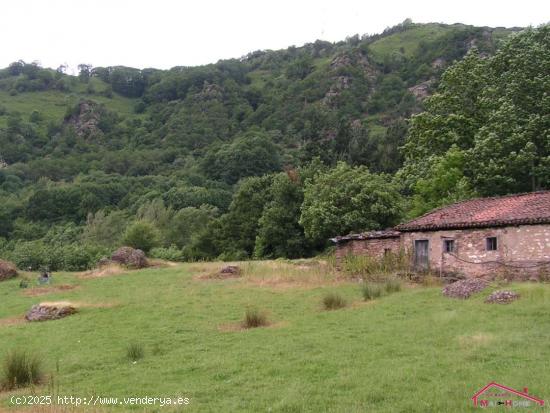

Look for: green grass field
[0,80,138,129]
[1,261,549,412]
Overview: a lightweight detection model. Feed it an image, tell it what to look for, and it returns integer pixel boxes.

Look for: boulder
[442,278,488,299]
[26,302,77,322]
[127,249,148,269]
[0,260,17,281]
[111,247,148,269]
[485,290,519,304]
[220,265,240,275]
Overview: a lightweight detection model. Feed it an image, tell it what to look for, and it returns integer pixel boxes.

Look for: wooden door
[414,240,429,271]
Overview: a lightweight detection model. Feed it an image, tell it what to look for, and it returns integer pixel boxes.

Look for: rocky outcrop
[485,290,519,304]
[111,247,148,269]
[0,260,17,281]
[408,79,434,100]
[64,100,104,140]
[26,302,77,322]
[442,278,488,299]
[323,50,378,107]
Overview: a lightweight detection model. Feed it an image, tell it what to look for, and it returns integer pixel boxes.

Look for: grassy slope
[1,261,549,412]
[368,23,452,61]
[0,78,138,129]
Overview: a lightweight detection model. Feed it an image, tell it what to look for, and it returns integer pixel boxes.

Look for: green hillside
[1,21,547,270]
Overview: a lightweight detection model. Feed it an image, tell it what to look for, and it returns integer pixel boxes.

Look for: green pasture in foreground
[1,261,549,412]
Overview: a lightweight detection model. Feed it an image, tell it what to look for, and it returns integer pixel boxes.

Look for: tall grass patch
[341,250,411,280]
[384,278,402,293]
[126,343,144,362]
[322,292,347,310]
[362,282,383,301]
[2,350,43,389]
[242,307,269,329]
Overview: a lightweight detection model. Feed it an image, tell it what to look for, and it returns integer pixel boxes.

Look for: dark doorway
[414,240,429,271]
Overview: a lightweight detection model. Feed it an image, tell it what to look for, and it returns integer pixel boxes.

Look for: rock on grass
[25,302,78,322]
[485,290,519,304]
[442,278,488,299]
[0,260,18,281]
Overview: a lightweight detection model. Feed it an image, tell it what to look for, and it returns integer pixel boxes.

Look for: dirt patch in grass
[458,332,494,348]
[218,320,287,332]
[0,316,26,327]
[196,266,242,281]
[79,263,128,278]
[22,284,78,297]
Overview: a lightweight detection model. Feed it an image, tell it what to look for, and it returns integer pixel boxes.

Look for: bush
[126,343,144,362]
[242,307,268,329]
[384,278,402,293]
[149,245,183,261]
[322,292,347,310]
[2,350,43,389]
[122,221,160,253]
[362,282,383,300]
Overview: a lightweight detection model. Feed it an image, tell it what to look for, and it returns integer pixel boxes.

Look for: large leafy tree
[402,25,550,201]
[254,171,312,259]
[300,162,403,244]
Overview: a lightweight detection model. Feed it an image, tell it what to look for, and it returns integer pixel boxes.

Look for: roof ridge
[399,190,550,226]
[396,190,550,231]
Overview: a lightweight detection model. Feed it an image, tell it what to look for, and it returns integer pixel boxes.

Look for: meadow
[1,260,549,412]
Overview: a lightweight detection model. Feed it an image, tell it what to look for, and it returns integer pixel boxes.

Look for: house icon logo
[472,382,544,408]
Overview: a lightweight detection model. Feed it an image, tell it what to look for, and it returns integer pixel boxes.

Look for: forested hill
[1,21,547,270]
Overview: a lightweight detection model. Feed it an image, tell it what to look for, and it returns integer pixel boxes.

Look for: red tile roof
[396,191,550,232]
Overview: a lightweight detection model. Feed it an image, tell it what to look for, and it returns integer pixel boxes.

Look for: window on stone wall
[486,237,498,251]
[444,239,455,253]
[384,248,391,256]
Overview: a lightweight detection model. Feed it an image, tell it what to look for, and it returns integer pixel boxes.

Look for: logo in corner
[472,382,544,408]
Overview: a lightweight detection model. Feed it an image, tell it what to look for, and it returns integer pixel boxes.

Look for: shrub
[2,350,43,389]
[242,307,268,329]
[122,221,160,253]
[385,278,402,293]
[322,292,347,310]
[126,343,144,362]
[362,282,383,300]
[341,250,411,280]
[149,245,183,261]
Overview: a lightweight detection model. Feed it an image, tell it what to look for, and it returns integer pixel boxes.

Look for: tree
[122,221,160,253]
[78,64,92,83]
[300,162,403,244]
[407,146,477,217]
[402,26,550,197]
[202,132,282,185]
[254,172,312,258]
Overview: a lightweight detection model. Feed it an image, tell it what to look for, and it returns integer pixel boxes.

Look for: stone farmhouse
[331,191,550,279]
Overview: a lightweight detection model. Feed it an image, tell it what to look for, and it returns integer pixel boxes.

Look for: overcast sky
[2,0,549,73]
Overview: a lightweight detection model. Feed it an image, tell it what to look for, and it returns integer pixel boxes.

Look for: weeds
[341,250,411,280]
[126,343,144,362]
[384,279,402,293]
[242,307,269,328]
[362,283,383,301]
[322,292,347,310]
[2,350,43,389]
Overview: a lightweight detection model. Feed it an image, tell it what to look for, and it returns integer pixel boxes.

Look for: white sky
[2,0,549,73]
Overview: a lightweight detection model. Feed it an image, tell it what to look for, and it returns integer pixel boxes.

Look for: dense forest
[0,21,547,270]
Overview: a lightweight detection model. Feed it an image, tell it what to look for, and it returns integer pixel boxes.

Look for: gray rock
[26,303,77,322]
[111,247,148,269]
[485,290,519,304]
[442,278,488,299]
[0,260,17,281]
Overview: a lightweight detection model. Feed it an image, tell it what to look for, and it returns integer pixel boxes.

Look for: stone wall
[335,237,401,266]
[401,224,550,279]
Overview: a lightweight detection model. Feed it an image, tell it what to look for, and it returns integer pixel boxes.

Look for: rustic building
[331,230,401,264]
[332,191,550,279]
